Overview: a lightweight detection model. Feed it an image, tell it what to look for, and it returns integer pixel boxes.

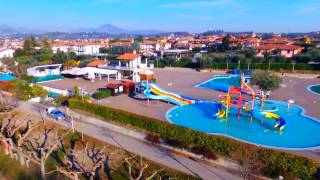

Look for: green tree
[220,35,230,52]
[22,36,37,56]
[37,37,53,62]
[134,35,144,42]
[251,70,282,106]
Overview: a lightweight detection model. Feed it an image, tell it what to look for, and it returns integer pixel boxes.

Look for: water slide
[143,83,197,106]
[214,103,225,119]
[261,112,286,131]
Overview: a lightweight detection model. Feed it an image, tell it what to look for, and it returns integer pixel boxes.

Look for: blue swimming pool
[166,100,320,149]
[197,75,251,92]
[308,84,320,95]
[0,74,15,81]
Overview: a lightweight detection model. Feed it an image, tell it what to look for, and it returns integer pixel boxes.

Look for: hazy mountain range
[0,24,164,35]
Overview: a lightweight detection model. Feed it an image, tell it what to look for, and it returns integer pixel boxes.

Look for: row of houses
[1,34,318,59]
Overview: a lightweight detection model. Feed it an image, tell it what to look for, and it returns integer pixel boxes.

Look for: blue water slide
[277,117,286,128]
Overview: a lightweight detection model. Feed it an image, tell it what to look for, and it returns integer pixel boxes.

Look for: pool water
[166,100,320,149]
[198,75,251,92]
[0,74,15,81]
[309,84,320,95]
[34,75,63,83]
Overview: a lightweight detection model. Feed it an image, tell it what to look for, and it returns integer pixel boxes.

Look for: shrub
[0,81,15,93]
[163,137,188,149]
[259,149,318,179]
[145,133,161,144]
[191,146,218,160]
[93,90,112,100]
[54,96,69,106]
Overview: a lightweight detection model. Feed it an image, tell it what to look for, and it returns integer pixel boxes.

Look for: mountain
[75,24,164,35]
[76,24,128,34]
[0,24,164,36]
[0,25,48,34]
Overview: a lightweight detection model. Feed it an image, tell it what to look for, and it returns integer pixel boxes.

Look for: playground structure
[140,72,286,131]
[222,76,256,119]
[219,74,286,131]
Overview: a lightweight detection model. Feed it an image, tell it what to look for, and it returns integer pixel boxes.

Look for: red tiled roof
[117,53,141,61]
[140,40,158,45]
[263,37,289,44]
[109,41,133,47]
[106,83,122,89]
[86,60,108,67]
[256,44,303,50]
[51,42,100,47]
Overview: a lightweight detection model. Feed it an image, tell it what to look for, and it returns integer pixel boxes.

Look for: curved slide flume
[143,83,197,106]
[261,111,286,131]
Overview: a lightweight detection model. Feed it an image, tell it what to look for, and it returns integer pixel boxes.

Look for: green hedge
[68,98,238,156]
[93,90,112,100]
[259,149,318,179]
[68,99,319,179]
[199,63,320,71]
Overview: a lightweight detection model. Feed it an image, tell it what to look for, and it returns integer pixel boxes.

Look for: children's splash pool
[166,100,320,149]
[197,75,251,92]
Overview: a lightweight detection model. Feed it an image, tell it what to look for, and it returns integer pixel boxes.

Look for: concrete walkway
[18,101,242,180]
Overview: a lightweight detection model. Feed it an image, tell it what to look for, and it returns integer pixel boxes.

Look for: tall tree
[221,35,230,52]
[251,70,282,106]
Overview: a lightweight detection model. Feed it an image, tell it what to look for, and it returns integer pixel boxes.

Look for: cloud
[176,13,215,20]
[159,0,234,8]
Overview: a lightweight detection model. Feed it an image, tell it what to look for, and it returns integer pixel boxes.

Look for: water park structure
[142,72,286,132]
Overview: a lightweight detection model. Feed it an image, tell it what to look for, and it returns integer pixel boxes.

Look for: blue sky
[0,0,319,32]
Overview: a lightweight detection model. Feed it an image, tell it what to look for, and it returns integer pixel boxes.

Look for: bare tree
[125,156,165,180]
[25,125,70,179]
[51,142,110,180]
[0,113,40,165]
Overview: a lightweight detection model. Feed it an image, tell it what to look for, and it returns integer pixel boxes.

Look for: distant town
[1,25,320,68]
[1,25,320,180]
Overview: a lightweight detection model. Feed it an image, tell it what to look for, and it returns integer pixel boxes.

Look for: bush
[145,133,161,144]
[0,81,15,93]
[163,137,188,149]
[54,96,69,106]
[93,90,112,100]
[259,149,318,179]
[191,146,218,160]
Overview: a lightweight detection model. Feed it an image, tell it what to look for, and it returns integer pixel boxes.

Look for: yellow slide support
[215,109,225,118]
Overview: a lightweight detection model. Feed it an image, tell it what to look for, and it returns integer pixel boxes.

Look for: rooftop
[256,44,304,50]
[86,60,108,67]
[117,53,141,61]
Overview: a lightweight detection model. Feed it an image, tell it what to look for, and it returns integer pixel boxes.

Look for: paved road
[18,101,242,180]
